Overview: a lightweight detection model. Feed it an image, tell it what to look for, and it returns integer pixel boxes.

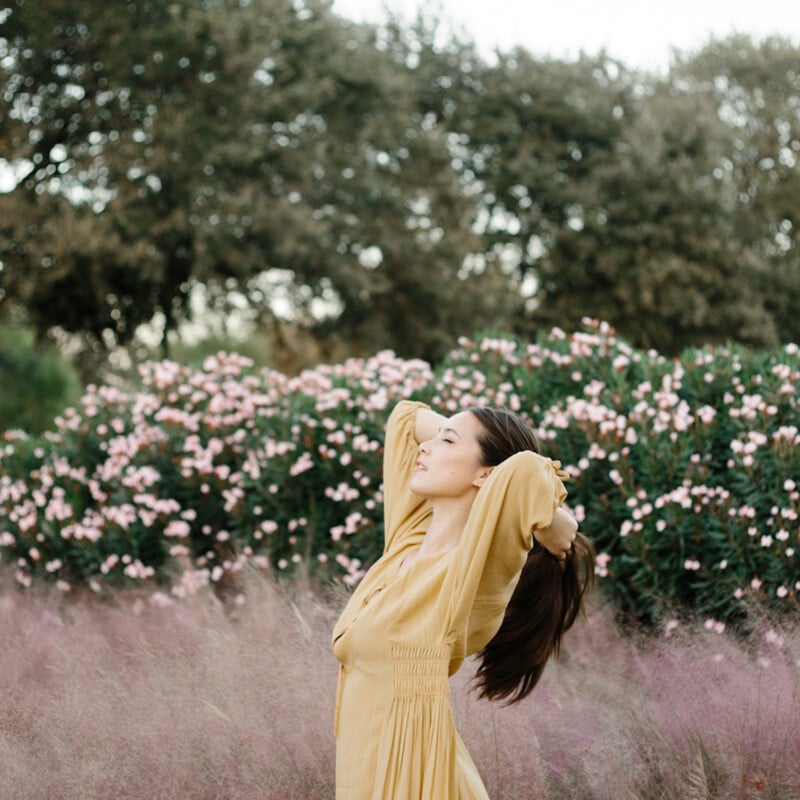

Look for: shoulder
[496,450,552,474]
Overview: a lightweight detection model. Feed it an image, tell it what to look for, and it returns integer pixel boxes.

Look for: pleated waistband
[390,642,450,698]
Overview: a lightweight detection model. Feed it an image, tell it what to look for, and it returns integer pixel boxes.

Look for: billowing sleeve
[381,400,433,555]
[443,451,568,666]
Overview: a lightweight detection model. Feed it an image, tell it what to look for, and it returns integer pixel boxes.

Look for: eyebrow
[438,426,462,439]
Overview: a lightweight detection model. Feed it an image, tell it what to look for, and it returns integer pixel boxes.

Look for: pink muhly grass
[0,570,338,800]
[453,604,800,799]
[2,574,798,800]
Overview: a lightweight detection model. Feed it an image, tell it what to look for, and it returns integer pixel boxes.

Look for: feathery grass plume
[2,573,798,799]
[0,568,339,800]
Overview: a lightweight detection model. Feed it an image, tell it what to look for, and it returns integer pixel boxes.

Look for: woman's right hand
[533,507,578,559]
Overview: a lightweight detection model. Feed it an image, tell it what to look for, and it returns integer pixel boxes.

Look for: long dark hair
[468,407,595,704]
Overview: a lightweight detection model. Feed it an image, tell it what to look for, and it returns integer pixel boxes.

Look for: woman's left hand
[533,507,578,559]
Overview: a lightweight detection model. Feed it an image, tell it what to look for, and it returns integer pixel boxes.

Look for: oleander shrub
[0,350,432,599]
[431,322,799,627]
[0,320,797,626]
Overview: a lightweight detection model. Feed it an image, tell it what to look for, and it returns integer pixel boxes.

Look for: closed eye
[436,426,461,443]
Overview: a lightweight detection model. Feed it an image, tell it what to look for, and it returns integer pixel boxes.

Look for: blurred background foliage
[0,321,81,433]
[1,0,799,432]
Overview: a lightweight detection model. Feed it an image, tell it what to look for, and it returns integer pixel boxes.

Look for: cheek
[431,459,480,491]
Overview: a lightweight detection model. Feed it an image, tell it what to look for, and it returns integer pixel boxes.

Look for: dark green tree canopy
[2,2,798,372]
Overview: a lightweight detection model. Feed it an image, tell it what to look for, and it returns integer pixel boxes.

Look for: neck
[422,491,478,554]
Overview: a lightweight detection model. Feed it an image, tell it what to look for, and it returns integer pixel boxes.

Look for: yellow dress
[332,401,568,799]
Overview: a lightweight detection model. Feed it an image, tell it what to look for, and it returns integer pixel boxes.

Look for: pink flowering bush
[1,320,798,626]
[0,351,432,600]
[433,320,799,626]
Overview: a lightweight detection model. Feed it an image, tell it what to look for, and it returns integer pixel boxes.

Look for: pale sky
[332,0,800,73]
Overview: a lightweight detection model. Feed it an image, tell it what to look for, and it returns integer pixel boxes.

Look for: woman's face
[409,411,491,500]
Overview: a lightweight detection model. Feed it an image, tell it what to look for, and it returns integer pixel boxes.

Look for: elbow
[558,507,579,534]
[567,511,579,534]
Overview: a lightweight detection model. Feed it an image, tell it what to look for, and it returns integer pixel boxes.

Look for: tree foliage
[0,0,516,366]
[1,2,798,372]
[0,321,81,433]
[671,36,800,345]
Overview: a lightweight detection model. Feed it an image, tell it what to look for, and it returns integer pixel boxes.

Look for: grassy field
[1,571,798,799]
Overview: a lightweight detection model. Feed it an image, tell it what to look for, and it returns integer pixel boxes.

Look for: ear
[472,466,494,488]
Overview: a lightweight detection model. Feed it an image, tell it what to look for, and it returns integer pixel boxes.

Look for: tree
[671,36,800,345]
[210,2,516,363]
[450,37,797,353]
[534,80,779,353]
[0,321,81,433]
[411,45,637,339]
[0,0,251,363]
[0,0,517,370]
[3,7,797,369]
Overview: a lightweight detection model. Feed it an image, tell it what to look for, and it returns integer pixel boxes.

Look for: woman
[332,400,594,799]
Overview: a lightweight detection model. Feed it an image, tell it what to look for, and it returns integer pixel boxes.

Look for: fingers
[558,536,577,561]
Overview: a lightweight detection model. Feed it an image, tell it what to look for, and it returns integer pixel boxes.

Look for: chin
[408,476,432,498]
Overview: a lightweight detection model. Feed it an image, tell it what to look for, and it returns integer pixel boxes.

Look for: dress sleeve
[442,450,568,663]
[381,400,433,555]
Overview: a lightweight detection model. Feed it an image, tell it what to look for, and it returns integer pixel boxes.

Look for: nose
[418,439,431,454]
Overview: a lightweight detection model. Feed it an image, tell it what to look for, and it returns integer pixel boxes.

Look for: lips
[414,460,427,471]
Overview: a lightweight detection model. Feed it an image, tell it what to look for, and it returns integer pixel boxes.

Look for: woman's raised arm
[413,405,447,445]
[381,401,436,554]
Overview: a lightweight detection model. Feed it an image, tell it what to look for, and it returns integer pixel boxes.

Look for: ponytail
[465,405,595,703]
[473,530,595,703]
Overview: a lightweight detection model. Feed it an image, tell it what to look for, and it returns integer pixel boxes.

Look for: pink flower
[123,559,155,580]
[164,520,191,538]
[289,452,314,476]
[703,618,725,634]
[150,592,174,608]
[594,553,611,577]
